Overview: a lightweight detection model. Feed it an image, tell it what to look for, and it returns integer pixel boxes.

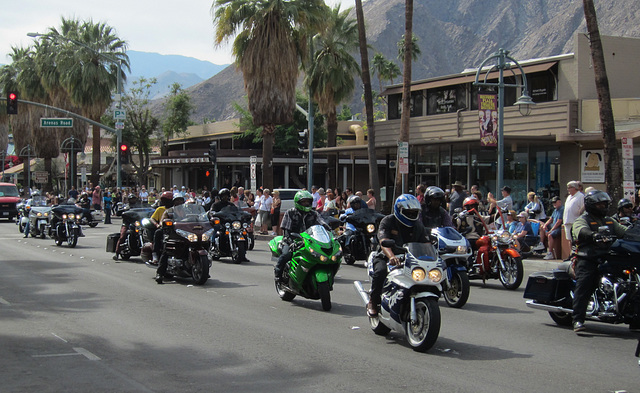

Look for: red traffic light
[120,144,128,152]
[205,170,211,177]
[8,92,17,100]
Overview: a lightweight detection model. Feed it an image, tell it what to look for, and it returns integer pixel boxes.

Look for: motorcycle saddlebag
[523,270,571,302]
[106,233,120,253]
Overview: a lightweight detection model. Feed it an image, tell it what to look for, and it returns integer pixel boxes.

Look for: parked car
[273,188,301,212]
[0,182,21,221]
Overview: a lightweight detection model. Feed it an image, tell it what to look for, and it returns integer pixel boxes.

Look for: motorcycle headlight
[44,212,49,217]
[499,231,511,240]
[225,222,231,229]
[455,245,468,254]
[243,222,249,228]
[135,221,141,227]
[366,224,376,233]
[176,229,198,242]
[69,213,76,219]
[202,229,215,242]
[412,268,426,282]
[428,268,443,283]
[62,214,68,220]
[319,255,328,262]
[232,221,242,230]
[37,212,43,217]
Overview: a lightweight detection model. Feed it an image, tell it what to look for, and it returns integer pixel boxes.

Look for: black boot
[155,274,163,284]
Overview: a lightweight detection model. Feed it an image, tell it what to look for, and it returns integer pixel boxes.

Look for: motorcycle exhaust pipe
[525,300,573,314]
[353,281,370,306]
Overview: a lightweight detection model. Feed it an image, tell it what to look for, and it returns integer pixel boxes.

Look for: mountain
[153,0,640,124]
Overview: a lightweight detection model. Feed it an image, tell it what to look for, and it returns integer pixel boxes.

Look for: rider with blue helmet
[367,194,431,316]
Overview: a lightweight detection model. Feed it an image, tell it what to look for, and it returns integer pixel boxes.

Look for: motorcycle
[431,226,472,308]
[49,204,83,248]
[208,205,253,263]
[457,208,524,289]
[28,196,51,239]
[79,209,103,227]
[269,225,342,311]
[16,200,29,233]
[524,222,640,330]
[159,203,212,285]
[337,208,385,265]
[109,207,155,260]
[354,240,444,352]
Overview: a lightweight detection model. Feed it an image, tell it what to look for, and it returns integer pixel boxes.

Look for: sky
[0,0,355,66]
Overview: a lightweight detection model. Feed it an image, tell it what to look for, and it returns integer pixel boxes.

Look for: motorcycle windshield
[405,242,438,261]
[173,204,209,223]
[306,225,333,244]
[31,196,48,207]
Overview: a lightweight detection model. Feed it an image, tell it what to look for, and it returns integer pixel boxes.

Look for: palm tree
[354,0,380,210]
[397,0,414,196]
[397,33,421,63]
[305,4,360,188]
[52,18,128,187]
[212,0,328,189]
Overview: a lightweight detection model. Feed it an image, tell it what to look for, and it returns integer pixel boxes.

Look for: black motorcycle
[208,205,252,264]
[49,204,83,248]
[336,208,385,265]
[160,204,212,285]
[109,207,155,260]
[28,196,51,239]
[525,222,640,329]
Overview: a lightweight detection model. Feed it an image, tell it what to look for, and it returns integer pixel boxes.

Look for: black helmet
[618,198,633,211]
[425,186,445,205]
[218,188,230,201]
[584,190,611,218]
[347,195,362,210]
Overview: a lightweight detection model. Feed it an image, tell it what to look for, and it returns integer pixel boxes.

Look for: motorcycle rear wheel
[318,281,331,311]
[89,222,98,228]
[369,315,391,336]
[191,254,210,285]
[443,271,470,308]
[405,297,441,352]
[549,311,573,327]
[498,255,524,290]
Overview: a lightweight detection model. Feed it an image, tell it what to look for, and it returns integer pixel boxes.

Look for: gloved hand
[592,232,605,243]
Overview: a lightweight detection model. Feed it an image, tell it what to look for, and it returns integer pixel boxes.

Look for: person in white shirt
[259,189,273,235]
[311,185,320,209]
[139,186,149,204]
[561,180,585,259]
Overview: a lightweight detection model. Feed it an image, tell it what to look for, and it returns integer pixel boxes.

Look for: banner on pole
[478,93,498,147]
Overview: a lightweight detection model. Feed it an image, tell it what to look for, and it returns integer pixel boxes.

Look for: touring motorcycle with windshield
[159,203,212,285]
[354,240,444,352]
[337,207,385,265]
[49,204,83,248]
[269,225,342,311]
[108,207,155,260]
[27,196,51,239]
[208,205,253,263]
[525,222,640,330]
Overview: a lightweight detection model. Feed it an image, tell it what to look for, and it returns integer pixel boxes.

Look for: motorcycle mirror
[290,233,303,240]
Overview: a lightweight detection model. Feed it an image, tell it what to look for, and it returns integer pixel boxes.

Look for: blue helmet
[393,194,422,227]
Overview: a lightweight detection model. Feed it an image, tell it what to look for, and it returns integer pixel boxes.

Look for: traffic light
[298,129,308,153]
[208,141,217,164]
[205,170,211,177]
[119,143,129,164]
[6,91,18,115]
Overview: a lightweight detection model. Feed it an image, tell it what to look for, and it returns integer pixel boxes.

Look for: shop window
[388,91,423,119]
[528,71,557,103]
[427,85,467,115]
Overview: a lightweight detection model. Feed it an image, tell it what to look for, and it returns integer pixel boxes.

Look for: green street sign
[40,118,73,128]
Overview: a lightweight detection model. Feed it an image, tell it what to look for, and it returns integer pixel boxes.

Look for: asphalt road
[0,217,639,393]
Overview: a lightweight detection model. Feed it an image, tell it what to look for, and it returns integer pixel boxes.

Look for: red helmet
[160,191,174,206]
[463,196,479,209]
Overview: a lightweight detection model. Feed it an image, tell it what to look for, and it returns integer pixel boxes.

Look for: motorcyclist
[156,195,186,283]
[571,190,628,333]
[339,195,368,253]
[455,196,492,248]
[113,194,147,260]
[148,191,174,265]
[274,190,329,281]
[612,198,637,227]
[421,186,453,229]
[367,194,430,317]
[210,188,235,212]
[76,192,92,224]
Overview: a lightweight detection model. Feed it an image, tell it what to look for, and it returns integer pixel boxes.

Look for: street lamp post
[474,48,535,192]
[27,32,124,189]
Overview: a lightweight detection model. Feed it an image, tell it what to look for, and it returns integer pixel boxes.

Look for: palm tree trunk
[327,109,338,188]
[44,157,53,193]
[396,0,413,198]
[355,0,381,211]
[582,0,622,207]
[262,124,275,189]
[91,124,101,187]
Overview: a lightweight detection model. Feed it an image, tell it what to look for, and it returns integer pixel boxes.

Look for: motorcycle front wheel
[191,254,210,285]
[232,241,246,264]
[498,255,524,290]
[318,281,331,311]
[443,270,470,308]
[67,228,78,248]
[405,297,441,352]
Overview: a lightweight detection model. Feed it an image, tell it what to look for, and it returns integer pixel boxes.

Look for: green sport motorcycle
[269,225,342,311]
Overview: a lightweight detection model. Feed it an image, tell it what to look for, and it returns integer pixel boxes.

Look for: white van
[273,188,301,212]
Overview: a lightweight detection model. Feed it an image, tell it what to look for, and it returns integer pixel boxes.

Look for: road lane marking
[0,297,10,305]
[73,347,101,360]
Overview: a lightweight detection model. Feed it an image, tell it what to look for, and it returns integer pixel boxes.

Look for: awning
[2,159,37,174]
[381,61,557,96]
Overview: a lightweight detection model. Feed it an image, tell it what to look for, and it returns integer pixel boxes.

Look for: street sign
[34,171,48,184]
[114,109,126,120]
[398,141,409,174]
[250,156,257,192]
[40,118,73,128]
[622,137,634,160]
[115,121,125,129]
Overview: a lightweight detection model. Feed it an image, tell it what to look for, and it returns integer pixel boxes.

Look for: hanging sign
[477,93,498,147]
